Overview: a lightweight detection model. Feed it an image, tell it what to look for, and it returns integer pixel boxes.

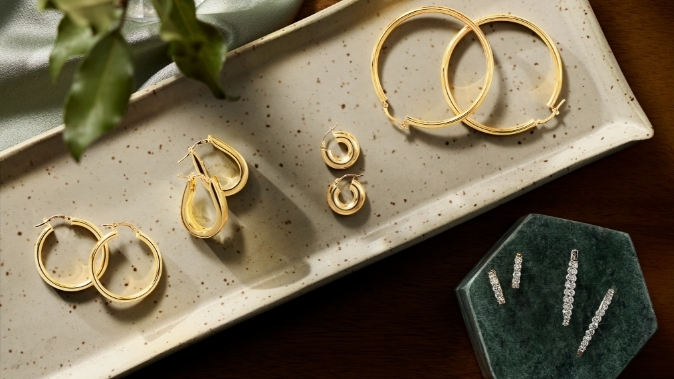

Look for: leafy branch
[39,0,229,160]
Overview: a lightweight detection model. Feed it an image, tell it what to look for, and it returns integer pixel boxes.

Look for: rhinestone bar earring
[512,253,522,289]
[488,269,505,305]
[562,249,579,326]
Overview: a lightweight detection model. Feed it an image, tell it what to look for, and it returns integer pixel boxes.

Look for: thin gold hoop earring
[89,222,163,303]
[327,174,366,215]
[179,173,228,238]
[33,215,109,292]
[178,135,249,197]
[321,123,360,169]
[371,6,494,130]
[442,14,566,135]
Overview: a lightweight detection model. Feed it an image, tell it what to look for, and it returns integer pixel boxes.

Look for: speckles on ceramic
[0,0,652,378]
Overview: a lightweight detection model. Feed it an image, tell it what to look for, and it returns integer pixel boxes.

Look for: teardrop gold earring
[178,136,248,238]
[327,174,366,215]
[320,123,360,169]
[178,173,228,238]
[178,135,249,196]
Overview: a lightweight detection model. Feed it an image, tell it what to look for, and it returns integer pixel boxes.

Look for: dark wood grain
[129,0,674,377]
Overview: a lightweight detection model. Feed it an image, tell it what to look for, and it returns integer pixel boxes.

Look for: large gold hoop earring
[179,173,228,238]
[321,123,360,169]
[89,222,163,303]
[327,174,366,216]
[371,6,494,130]
[33,215,109,292]
[178,135,249,197]
[442,14,566,135]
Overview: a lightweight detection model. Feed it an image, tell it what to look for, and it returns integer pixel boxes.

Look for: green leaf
[63,30,134,160]
[38,0,58,10]
[49,16,99,81]
[43,0,120,34]
[169,35,227,99]
[152,0,227,98]
[151,0,181,41]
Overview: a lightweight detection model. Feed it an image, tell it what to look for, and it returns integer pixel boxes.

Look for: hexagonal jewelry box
[456,214,657,378]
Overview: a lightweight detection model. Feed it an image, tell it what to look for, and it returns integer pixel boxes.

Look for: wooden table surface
[129,0,674,377]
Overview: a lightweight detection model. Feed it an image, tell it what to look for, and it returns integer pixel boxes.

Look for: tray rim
[0,0,654,377]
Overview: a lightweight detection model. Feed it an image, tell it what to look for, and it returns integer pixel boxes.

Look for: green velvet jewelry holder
[456,214,657,378]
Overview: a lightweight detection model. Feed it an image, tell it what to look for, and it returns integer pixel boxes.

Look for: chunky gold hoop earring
[320,123,360,169]
[89,222,163,303]
[33,215,109,292]
[178,135,249,197]
[442,14,566,135]
[327,174,366,215]
[371,6,494,130]
[179,173,228,238]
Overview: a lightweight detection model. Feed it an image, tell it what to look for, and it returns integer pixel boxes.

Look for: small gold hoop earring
[33,215,109,292]
[178,135,249,197]
[327,174,366,215]
[442,14,566,135]
[371,6,494,129]
[179,173,228,238]
[89,222,163,303]
[320,123,360,169]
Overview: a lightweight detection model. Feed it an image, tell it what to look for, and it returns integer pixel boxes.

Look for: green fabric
[0,0,303,152]
[456,214,657,379]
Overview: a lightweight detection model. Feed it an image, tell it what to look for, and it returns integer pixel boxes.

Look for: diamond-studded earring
[562,249,579,326]
[512,253,522,289]
[488,269,505,305]
[578,288,615,357]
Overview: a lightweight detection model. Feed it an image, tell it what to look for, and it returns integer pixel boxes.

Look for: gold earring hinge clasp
[177,138,210,163]
[320,123,339,150]
[534,99,566,126]
[102,222,141,234]
[177,173,213,184]
[380,100,408,130]
[334,174,364,186]
[34,214,71,228]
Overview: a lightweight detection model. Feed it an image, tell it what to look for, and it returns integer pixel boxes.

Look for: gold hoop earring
[89,222,163,303]
[33,215,109,292]
[327,174,366,215]
[442,14,566,135]
[178,135,249,197]
[371,6,494,130]
[320,123,360,169]
[179,173,228,238]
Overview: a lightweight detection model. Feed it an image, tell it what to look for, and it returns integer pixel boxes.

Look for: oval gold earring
[179,173,228,238]
[327,174,366,215]
[442,14,566,135]
[320,123,360,169]
[89,222,163,303]
[371,6,494,129]
[178,135,249,197]
[33,215,109,292]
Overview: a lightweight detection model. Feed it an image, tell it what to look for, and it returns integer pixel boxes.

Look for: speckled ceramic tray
[0,0,652,378]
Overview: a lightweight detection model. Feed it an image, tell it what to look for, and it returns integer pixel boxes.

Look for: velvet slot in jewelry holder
[456,214,657,378]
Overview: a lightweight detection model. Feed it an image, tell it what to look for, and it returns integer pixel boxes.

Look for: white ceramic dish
[0,0,652,377]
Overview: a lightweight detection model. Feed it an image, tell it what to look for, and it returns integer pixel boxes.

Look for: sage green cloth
[0,0,303,152]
